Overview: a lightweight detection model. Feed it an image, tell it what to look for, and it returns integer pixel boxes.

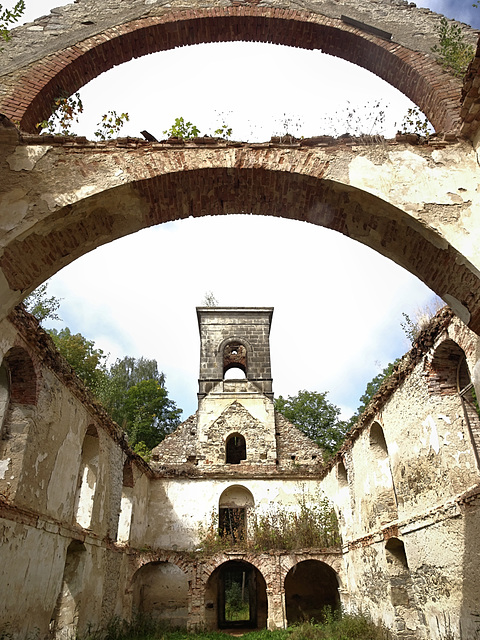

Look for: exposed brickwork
[5,346,38,405]
[2,140,480,335]
[425,339,465,396]
[461,39,480,139]
[0,8,465,134]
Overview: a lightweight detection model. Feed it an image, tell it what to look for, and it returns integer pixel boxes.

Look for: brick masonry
[1,137,480,335]
[0,1,475,134]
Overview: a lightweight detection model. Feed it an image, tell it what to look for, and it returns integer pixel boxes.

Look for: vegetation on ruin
[398,106,432,139]
[94,110,130,140]
[36,93,129,138]
[198,495,341,554]
[431,17,475,77]
[274,390,347,455]
[345,359,400,431]
[49,612,391,640]
[345,298,446,430]
[37,93,85,136]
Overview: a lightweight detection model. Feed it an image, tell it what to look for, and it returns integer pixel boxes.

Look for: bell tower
[197,307,274,400]
[195,307,276,465]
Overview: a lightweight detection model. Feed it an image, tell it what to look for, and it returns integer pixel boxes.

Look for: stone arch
[0,346,38,500]
[223,341,248,378]
[385,537,409,573]
[117,459,134,543]
[428,338,471,395]
[217,337,253,381]
[0,5,465,133]
[128,550,194,586]
[337,460,348,489]
[3,159,480,333]
[284,559,340,624]
[131,561,190,627]
[205,559,267,630]
[0,364,9,440]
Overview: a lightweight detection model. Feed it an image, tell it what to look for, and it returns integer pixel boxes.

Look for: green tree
[23,281,61,324]
[48,327,108,393]
[122,378,181,449]
[99,356,181,450]
[274,390,347,455]
[0,1,24,44]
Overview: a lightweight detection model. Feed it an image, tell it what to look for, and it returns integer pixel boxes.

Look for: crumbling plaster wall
[318,316,480,639]
[145,476,326,551]
[0,311,151,638]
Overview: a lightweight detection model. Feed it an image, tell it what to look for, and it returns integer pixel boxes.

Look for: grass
[81,613,389,640]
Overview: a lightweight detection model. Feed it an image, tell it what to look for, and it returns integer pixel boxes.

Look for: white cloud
[45,216,435,420]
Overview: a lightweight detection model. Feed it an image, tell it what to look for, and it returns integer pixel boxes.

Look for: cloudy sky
[16,0,479,420]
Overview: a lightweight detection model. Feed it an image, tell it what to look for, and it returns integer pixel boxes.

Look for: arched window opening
[368,422,398,524]
[428,339,466,395]
[4,347,37,406]
[370,422,389,455]
[337,460,348,488]
[428,340,480,465]
[284,560,340,624]
[224,367,246,380]
[50,541,86,640]
[206,560,267,630]
[226,433,246,464]
[385,537,409,573]
[132,562,189,627]
[74,425,99,529]
[223,342,247,379]
[218,485,254,543]
[117,460,134,543]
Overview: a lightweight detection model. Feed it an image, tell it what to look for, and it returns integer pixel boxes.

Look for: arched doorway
[50,540,86,640]
[205,560,267,630]
[284,560,340,624]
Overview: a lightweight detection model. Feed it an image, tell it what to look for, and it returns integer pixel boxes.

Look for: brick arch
[202,553,270,590]
[217,337,253,379]
[3,162,480,333]
[0,7,463,134]
[127,550,195,585]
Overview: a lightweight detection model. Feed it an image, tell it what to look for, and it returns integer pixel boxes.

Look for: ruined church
[1,0,480,638]
[0,302,479,639]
